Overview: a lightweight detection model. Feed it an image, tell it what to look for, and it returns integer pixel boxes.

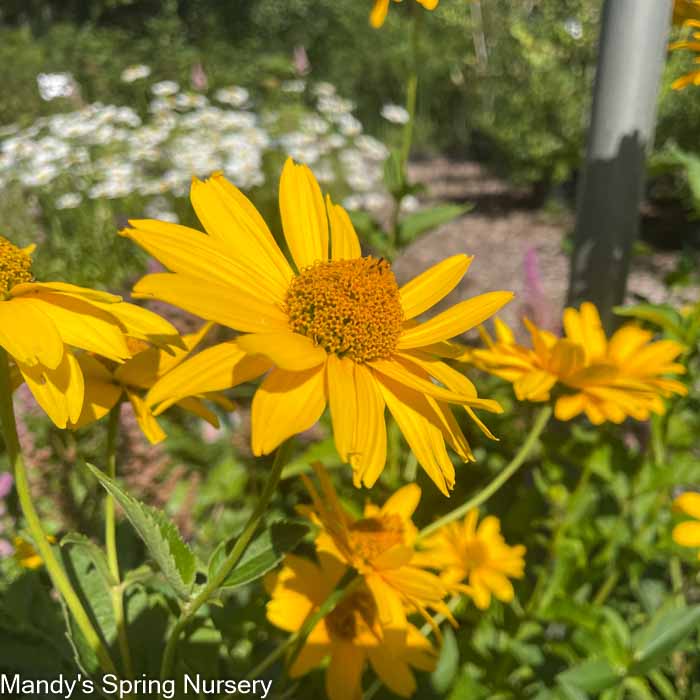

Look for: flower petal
[11,281,122,304]
[237,332,327,372]
[674,492,700,520]
[398,291,514,349]
[327,195,361,261]
[325,642,365,700]
[251,365,327,455]
[370,0,390,27]
[381,483,421,520]
[325,354,357,462]
[399,255,472,320]
[126,389,166,444]
[280,157,329,270]
[673,521,700,548]
[70,354,122,429]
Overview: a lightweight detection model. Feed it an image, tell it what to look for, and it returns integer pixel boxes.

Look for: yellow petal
[132,273,289,334]
[148,341,271,410]
[674,492,700,520]
[189,173,293,295]
[398,291,514,349]
[290,642,329,678]
[11,281,122,304]
[70,354,122,429]
[325,642,365,700]
[399,255,473,320]
[0,298,64,369]
[175,396,221,427]
[279,157,329,270]
[237,332,327,371]
[370,0,390,27]
[554,393,587,421]
[251,365,327,455]
[327,195,361,261]
[126,389,166,444]
[418,0,439,8]
[673,521,700,548]
[381,483,421,520]
[326,354,357,462]
[368,649,416,697]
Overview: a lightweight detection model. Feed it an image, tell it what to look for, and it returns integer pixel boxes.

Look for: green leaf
[432,626,459,693]
[398,203,472,244]
[208,521,308,591]
[61,532,116,588]
[613,304,685,339]
[87,463,196,600]
[557,658,623,693]
[630,604,700,674]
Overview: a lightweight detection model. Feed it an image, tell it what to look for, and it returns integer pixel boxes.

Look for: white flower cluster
[1,74,391,218]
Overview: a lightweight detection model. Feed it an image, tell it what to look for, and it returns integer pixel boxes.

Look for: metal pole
[567,0,673,330]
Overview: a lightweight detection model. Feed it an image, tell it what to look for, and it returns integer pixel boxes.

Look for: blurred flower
[214,86,250,107]
[416,510,525,610]
[13,535,56,569]
[293,45,311,76]
[467,302,687,425]
[674,0,700,25]
[36,72,76,101]
[265,552,437,700]
[670,21,700,89]
[151,81,180,97]
[370,0,439,29]
[121,64,152,83]
[126,159,509,494]
[400,195,421,214]
[281,79,306,93]
[673,492,700,558]
[55,193,83,210]
[144,198,179,223]
[522,247,553,332]
[190,62,208,91]
[381,103,410,125]
[563,18,583,40]
[0,473,12,500]
[0,235,178,428]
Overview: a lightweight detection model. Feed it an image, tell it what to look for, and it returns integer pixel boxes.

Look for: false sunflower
[370,0,439,28]
[69,323,234,443]
[467,303,687,425]
[125,158,511,495]
[265,552,437,700]
[672,492,700,559]
[0,235,178,428]
[669,19,700,90]
[300,462,452,633]
[415,509,525,610]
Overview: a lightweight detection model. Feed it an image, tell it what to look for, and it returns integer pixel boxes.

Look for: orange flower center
[0,236,33,297]
[461,537,489,571]
[285,256,403,363]
[348,513,405,562]
[325,590,377,641]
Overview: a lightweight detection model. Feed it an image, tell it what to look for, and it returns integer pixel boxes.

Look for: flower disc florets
[285,256,403,363]
[325,590,377,641]
[348,513,405,562]
[0,236,33,297]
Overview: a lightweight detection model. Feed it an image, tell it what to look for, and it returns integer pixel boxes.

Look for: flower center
[461,538,489,571]
[0,236,33,297]
[348,513,405,562]
[325,590,377,641]
[285,256,403,363]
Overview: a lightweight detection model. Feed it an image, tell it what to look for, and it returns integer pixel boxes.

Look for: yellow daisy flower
[0,236,178,428]
[125,159,511,495]
[69,323,234,443]
[672,492,700,558]
[300,462,452,632]
[13,535,57,570]
[467,302,687,425]
[370,0,439,28]
[416,509,525,610]
[670,21,700,90]
[265,552,437,700]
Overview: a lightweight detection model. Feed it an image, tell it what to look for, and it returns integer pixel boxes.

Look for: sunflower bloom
[69,323,234,443]
[416,510,525,610]
[467,302,687,425]
[265,552,437,700]
[300,463,452,632]
[125,159,511,495]
[0,236,178,428]
[370,0,439,28]
[672,492,700,559]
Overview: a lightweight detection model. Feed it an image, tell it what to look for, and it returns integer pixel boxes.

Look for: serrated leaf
[208,521,308,591]
[87,463,196,600]
[61,532,116,588]
[630,605,700,674]
[398,203,472,243]
[557,658,623,693]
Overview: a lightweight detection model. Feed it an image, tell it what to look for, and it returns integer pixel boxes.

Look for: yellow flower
[672,492,700,558]
[467,302,687,425]
[13,535,56,570]
[370,0,439,28]
[0,235,178,428]
[124,158,511,495]
[300,462,452,633]
[416,510,525,610]
[69,323,234,443]
[673,0,700,26]
[670,17,700,89]
[265,552,437,700]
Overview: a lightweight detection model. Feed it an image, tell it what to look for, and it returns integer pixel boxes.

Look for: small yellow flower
[673,0,700,26]
[13,535,56,570]
[69,322,234,443]
[370,0,439,28]
[126,159,511,495]
[265,552,437,700]
[467,302,687,425]
[672,492,700,558]
[416,510,526,610]
[301,463,452,632]
[0,235,179,428]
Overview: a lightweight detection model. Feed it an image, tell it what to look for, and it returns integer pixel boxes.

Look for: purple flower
[0,472,12,500]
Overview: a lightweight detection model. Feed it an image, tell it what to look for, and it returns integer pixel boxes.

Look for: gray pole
[567,0,673,330]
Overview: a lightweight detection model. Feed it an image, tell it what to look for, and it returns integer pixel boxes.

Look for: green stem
[0,349,116,674]
[400,6,420,173]
[160,443,290,681]
[420,406,551,538]
[105,405,134,680]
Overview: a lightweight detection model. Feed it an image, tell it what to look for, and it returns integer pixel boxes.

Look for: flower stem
[0,348,116,674]
[400,5,421,173]
[105,404,134,680]
[159,442,290,681]
[419,406,551,538]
